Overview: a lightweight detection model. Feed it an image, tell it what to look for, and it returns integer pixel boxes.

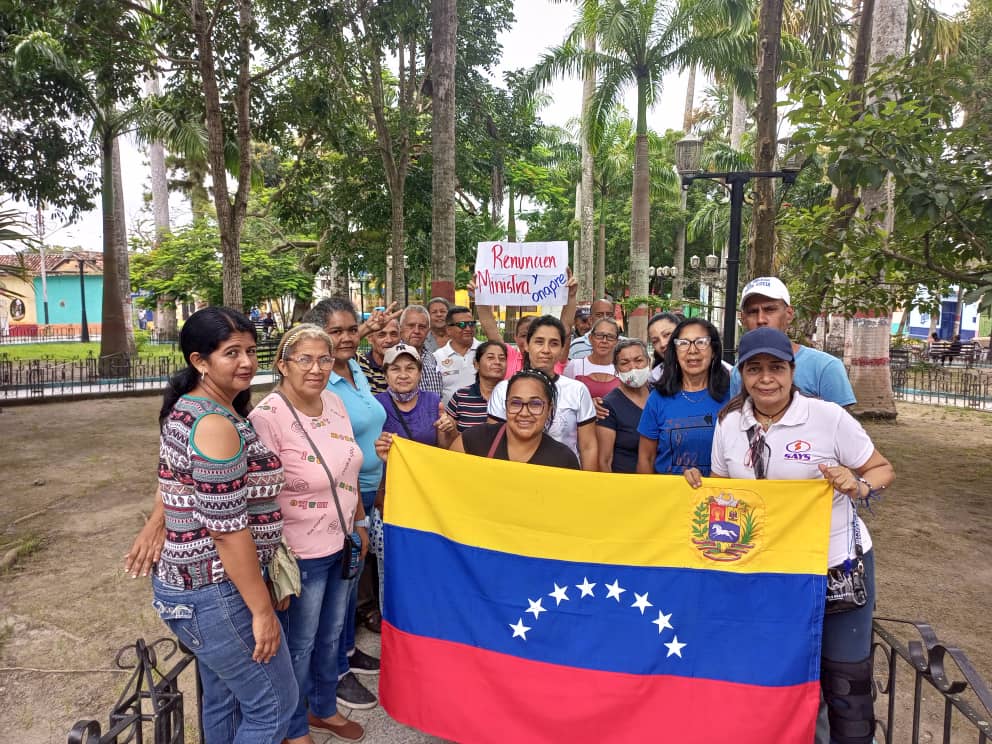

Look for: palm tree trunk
[430,0,457,303]
[628,76,651,340]
[749,0,786,278]
[682,64,697,133]
[112,138,135,353]
[596,187,607,299]
[145,74,177,340]
[730,91,747,149]
[99,132,129,376]
[578,30,596,303]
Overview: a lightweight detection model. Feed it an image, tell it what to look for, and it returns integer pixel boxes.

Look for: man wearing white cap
[730,277,856,407]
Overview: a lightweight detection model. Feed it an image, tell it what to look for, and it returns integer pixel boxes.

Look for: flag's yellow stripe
[384,439,832,576]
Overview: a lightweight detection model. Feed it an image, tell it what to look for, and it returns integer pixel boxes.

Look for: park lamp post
[63,248,90,343]
[648,265,678,298]
[689,253,722,323]
[675,136,804,364]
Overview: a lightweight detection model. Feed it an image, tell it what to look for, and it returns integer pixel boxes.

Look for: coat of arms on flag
[379,440,833,744]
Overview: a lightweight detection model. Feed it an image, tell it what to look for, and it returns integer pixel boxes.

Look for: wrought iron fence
[889,360,992,410]
[0,354,182,401]
[67,638,201,744]
[872,617,992,743]
[0,324,100,343]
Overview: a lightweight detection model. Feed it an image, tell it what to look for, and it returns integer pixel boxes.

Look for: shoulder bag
[276,391,362,580]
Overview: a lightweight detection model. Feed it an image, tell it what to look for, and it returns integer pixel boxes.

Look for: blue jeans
[277,550,351,738]
[152,576,297,744]
[338,489,377,677]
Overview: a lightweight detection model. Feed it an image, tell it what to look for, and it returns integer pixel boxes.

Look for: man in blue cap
[730,277,855,407]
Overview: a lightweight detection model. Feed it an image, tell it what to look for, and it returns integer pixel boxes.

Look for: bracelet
[354,517,369,528]
[855,477,886,512]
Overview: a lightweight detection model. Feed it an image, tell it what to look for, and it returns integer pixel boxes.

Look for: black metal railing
[0,324,100,343]
[872,617,992,743]
[0,354,182,400]
[889,362,992,409]
[67,638,202,744]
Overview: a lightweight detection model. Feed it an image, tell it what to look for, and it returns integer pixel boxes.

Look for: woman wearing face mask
[596,339,652,473]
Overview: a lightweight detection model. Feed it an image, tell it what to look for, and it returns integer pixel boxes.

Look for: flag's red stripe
[381,621,819,744]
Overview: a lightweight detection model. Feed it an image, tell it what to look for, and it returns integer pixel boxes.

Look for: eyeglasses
[287,355,334,370]
[672,337,713,351]
[507,397,547,415]
[592,332,618,342]
[448,320,478,329]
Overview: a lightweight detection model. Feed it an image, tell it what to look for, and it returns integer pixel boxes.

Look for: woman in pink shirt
[250,324,368,744]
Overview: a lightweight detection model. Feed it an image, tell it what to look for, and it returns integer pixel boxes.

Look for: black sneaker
[336,671,378,710]
[349,648,380,676]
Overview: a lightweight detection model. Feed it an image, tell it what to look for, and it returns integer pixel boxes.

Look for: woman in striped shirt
[443,339,507,434]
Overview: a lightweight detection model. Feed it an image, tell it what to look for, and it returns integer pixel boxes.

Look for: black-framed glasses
[672,337,713,351]
[448,320,478,329]
[592,332,619,342]
[507,397,547,415]
[288,355,334,370]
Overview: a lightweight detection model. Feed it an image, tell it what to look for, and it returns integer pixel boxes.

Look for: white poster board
[473,241,569,306]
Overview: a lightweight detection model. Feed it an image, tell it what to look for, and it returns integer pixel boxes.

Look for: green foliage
[692,500,710,539]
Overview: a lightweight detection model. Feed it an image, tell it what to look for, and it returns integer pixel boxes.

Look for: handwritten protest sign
[474,241,569,306]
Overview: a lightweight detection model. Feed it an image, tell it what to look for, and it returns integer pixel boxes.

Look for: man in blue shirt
[730,277,856,407]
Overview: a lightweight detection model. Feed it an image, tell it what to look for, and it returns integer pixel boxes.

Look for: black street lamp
[675,136,803,364]
[63,249,90,343]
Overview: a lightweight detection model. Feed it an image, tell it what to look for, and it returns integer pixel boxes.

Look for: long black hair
[656,317,729,402]
[159,307,257,427]
[522,315,566,372]
[506,368,557,431]
[648,311,683,367]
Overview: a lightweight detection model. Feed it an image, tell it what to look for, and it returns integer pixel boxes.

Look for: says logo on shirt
[784,439,812,460]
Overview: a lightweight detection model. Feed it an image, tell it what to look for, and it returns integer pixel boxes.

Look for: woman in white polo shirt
[684,327,894,744]
[487,315,598,470]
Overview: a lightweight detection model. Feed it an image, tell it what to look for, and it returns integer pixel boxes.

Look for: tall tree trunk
[847,0,907,419]
[99,132,129,375]
[682,64,697,133]
[749,0,786,278]
[596,186,607,299]
[430,0,457,303]
[112,138,136,353]
[730,90,747,149]
[193,0,252,311]
[145,74,177,339]
[628,76,651,340]
[578,30,596,303]
[389,188,406,305]
[672,187,687,303]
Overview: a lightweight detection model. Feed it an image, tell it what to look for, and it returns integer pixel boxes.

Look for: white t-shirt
[563,357,616,379]
[488,375,597,461]
[710,394,875,567]
[434,338,481,405]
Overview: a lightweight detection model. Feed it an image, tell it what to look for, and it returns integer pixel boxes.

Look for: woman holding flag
[684,327,894,744]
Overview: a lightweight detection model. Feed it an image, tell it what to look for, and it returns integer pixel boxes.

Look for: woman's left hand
[357,526,369,560]
[435,406,456,434]
[818,464,860,497]
[374,432,394,462]
[683,467,704,489]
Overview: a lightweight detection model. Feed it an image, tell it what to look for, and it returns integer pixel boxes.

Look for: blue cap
[736,327,794,366]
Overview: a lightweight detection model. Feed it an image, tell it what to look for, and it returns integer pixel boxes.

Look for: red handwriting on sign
[475,269,531,294]
[490,243,558,271]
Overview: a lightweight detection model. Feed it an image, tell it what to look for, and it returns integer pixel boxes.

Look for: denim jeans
[277,550,351,738]
[338,489,377,677]
[152,576,297,744]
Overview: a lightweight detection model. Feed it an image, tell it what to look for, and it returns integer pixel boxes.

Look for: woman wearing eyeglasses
[636,318,730,475]
[563,317,621,398]
[683,327,894,744]
[250,324,368,744]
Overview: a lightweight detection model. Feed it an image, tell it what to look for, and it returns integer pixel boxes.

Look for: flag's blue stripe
[384,524,825,687]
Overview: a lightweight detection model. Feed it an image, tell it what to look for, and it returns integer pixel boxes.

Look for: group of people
[125,274,893,744]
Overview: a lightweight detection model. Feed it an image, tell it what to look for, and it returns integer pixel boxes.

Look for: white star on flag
[510,618,532,640]
[605,579,626,601]
[549,583,570,605]
[526,598,546,619]
[576,577,596,598]
[631,592,653,615]
[652,611,673,633]
[665,635,687,658]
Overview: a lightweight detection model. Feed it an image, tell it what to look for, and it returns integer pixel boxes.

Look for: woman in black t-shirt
[597,339,652,472]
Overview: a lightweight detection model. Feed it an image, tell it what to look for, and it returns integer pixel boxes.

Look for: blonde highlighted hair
[274,323,335,378]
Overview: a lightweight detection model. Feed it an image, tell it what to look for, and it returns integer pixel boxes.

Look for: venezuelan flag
[380,439,832,744]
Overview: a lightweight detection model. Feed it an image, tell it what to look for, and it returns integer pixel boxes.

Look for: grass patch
[0,532,44,573]
[0,341,182,362]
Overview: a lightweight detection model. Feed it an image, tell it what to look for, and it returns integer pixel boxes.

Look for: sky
[20,0,695,252]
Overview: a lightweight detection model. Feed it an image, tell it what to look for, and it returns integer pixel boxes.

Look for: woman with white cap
[684,327,894,744]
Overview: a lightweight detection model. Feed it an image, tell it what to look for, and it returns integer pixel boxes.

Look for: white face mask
[618,366,651,388]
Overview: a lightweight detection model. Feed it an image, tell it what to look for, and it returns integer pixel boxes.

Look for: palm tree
[532,0,750,336]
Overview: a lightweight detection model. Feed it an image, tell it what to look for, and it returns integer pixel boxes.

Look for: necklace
[753,401,791,427]
[680,389,702,403]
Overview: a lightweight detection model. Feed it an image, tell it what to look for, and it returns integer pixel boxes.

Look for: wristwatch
[354,517,370,528]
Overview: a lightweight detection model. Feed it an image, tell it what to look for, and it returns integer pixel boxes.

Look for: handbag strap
[388,393,416,439]
[486,424,507,459]
[274,391,354,534]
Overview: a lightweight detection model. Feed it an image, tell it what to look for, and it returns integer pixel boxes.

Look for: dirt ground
[0,396,989,743]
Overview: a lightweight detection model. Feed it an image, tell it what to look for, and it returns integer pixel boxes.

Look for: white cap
[383,343,421,367]
[740,277,791,309]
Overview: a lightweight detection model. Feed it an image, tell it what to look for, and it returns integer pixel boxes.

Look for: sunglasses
[448,320,478,329]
